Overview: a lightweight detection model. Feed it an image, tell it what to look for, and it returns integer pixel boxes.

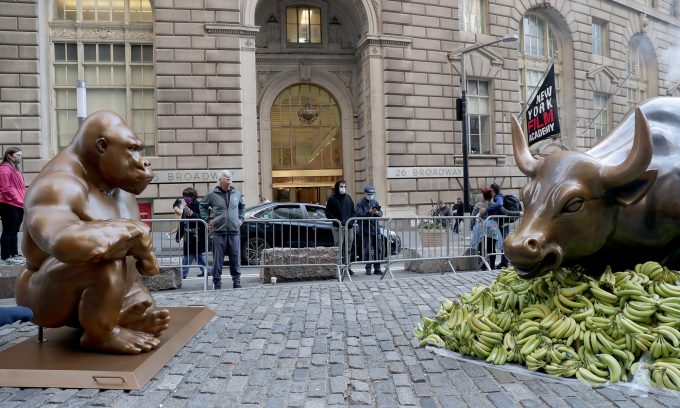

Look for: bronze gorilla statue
[16,111,170,354]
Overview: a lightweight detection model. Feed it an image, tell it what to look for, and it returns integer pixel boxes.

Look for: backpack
[503,194,522,221]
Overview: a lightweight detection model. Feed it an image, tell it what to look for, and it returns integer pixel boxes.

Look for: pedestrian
[435,199,452,229]
[0,148,26,265]
[480,183,522,269]
[200,170,245,289]
[260,196,270,204]
[452,197,464,233]
[175,188,207,279]
[325,180,356,276]
[355,186,384,275]
[168,198,184,238]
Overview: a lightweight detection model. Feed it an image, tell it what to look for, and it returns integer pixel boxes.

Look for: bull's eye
[562,198,584,213]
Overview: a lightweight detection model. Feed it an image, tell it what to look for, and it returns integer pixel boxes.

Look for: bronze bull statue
[505,98,680,279]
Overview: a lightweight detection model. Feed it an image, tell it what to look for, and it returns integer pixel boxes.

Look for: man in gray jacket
[200,170,245,289]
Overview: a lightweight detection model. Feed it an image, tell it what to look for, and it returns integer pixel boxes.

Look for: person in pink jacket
[0,148,26,264]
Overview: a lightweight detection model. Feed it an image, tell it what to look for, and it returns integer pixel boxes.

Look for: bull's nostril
[526,238,539,252]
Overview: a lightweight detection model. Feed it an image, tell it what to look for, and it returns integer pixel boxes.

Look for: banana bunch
[414,262,680,391]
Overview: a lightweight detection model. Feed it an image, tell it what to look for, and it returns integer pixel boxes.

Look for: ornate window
[53,0,152,22]
[459,0,484,34]
[626,42,647,111]
[518,14,562,131]
[592,21,606,56]
[286,6,321,43]
[593,94,609,140]
[49,0,155,155]
[467,80,492,155]
[271,84,342,204]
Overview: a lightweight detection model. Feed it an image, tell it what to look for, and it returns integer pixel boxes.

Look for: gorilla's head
[73,111,154,195]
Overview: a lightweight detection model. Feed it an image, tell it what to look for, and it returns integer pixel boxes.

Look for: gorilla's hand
[136,252,159,277]
[126,220,158,276]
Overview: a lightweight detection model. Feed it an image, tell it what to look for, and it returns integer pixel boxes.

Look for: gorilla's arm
[25,175,157,275]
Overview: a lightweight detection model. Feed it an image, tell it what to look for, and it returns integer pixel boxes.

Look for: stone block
[2,116,39,130]
[157,89,192,102]
[0,31,38,45]
[192,63,217,75]
[206,76,240,89]
[191,37,216,49]
[0,264,21,299]
[175,103,206,115]
[215,11,239,23]
[156,62,192,75]
[218,90,242,102]
[216,37,240,49]
[260,247,340,282]
[173,23,206,36]
[208,129,241,141]
[0,17,17,31]
[18,45,37,59]
[155,9,191,22]
[156,36,191,49]
[206,50,240,62]
[192,116,218,128]
[0,45,17,58]
[216,63,240,75]
[0,60,37,73]
[17,18,37,31]
[141,258,183,291]
[205,0,240,9]
[218,115,242,128]
[175,76,206,88]
[176,129,207,142]
[208,155,242,168]
[158,116,192,129]
[0,102,19,116]
[0,4,37,18]
[0,130,20,143]
[174,49,205,62]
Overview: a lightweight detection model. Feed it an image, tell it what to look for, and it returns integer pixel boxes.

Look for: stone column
[240,37,258,207]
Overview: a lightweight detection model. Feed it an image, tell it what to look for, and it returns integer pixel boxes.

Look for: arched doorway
[270,83,342,204]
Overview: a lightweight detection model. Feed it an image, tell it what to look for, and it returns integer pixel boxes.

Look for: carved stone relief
[328,71,353,98]
[257,71,283,98]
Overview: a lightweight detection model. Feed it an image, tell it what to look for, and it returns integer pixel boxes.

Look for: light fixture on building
[298,96,319,124]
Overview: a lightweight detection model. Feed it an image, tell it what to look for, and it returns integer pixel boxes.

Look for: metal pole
[76,80,87,126]
[461,52,471,215]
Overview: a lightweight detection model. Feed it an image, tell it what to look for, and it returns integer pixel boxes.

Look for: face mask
[367,195,374,201]
[13,157,22,164]
[339,187,346,195]
[184,197,192,204]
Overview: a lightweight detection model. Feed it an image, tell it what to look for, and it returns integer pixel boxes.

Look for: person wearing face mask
[325,180,356,275]
[0,148,26,265]
[176,187,207,279]
[355,186,384,275]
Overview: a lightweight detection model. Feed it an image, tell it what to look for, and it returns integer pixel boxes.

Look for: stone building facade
[1,0,679,216]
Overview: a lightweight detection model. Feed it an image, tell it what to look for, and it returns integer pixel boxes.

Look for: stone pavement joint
[0,272,674,407]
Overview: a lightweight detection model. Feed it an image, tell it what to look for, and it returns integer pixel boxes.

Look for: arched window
[50,0,155,155]
[518,14,562,130]
[626,42,647,111]
[271,84,341,203]
[286,6,321,43]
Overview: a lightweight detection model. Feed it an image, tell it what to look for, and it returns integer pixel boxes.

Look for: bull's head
[505,107,658,279]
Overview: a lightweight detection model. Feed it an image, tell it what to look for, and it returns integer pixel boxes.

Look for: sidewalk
[0,273,664,407]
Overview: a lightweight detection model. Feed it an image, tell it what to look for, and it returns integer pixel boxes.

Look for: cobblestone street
[0,273,676,407]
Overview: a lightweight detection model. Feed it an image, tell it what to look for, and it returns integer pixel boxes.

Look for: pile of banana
[413,262,680,390]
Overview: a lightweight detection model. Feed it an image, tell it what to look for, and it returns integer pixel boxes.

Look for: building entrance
[270,83,343,204]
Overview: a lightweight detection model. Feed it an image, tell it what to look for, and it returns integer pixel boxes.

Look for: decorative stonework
[640,13,649,33]
[127,30,153,41]
[256,16,281,49]
[50,27,76,38]
[329,18,352,49]
[81,27,124,39]
[257,71,283,97]
[205,23,260,37]
[328,71,353,98]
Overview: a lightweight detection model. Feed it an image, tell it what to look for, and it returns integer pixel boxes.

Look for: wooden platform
[0,307,215,390]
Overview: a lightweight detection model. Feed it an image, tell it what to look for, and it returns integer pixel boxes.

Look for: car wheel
[242,237,268,265]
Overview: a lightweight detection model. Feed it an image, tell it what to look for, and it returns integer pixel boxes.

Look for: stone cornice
[205,23,260,37]
[606,0,680,27]
[256,55,358,64]
[355,34,412,56]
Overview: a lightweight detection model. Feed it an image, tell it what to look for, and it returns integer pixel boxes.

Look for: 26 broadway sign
[526,64,561,146]
[388,167,463,178]
[151,170,244,184]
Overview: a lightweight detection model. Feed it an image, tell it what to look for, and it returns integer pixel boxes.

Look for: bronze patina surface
[0,307,215,390]
[505,100,680,279]
[16,111,170,354]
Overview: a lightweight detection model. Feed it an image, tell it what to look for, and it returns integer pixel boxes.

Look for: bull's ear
[612,169,658,208]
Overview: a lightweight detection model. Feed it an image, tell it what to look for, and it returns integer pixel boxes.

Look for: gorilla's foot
[80,326,161,354]
[118,300,170,337]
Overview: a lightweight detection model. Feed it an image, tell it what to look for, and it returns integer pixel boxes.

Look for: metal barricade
[384,215,490,278]
[239,218,344,281]
[146,218,210,291]
[481,215,524,269]
[344,217,395,281]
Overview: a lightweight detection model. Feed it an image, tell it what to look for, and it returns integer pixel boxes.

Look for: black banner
[526,65,561,146]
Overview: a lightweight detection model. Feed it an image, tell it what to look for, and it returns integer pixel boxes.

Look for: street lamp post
[458,34,518,213]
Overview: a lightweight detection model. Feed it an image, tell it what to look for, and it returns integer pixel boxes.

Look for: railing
[144,215,525,291]
[146,218,210,291]
[481,215,523,269]
[239,218,344,281]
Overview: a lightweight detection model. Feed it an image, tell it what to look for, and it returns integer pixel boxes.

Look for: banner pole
[518,54,557,125]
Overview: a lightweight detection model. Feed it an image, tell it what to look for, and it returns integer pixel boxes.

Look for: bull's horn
[601,107,653,188]
[511,115,541,178]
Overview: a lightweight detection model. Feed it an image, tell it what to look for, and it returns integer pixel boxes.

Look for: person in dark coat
[176,187,207,279]
[355,186,383,275]
[325,179,356,275]
[451,197,464,233]
[481,183,509,268]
